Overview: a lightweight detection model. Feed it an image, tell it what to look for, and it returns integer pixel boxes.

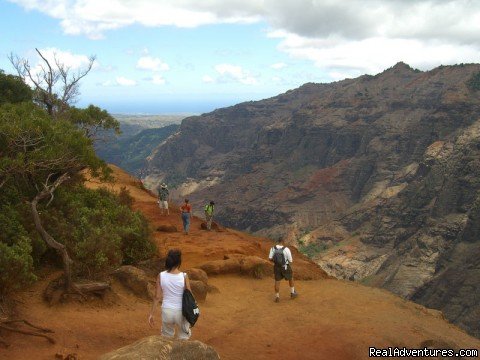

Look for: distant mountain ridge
[144,62,480,337]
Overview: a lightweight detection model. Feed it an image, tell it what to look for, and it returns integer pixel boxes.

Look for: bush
[299,242,328,258]
[118,186,134,208]
[467,72,480,91]
[0,238,36,295]
[0,199,36,295]
[41,185,155,279]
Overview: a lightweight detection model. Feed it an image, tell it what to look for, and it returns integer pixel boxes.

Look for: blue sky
[1,0,480,114]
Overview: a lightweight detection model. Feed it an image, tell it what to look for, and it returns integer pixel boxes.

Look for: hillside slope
[143,62,480,337]
[1,165,478,360]
[95,124,179,176]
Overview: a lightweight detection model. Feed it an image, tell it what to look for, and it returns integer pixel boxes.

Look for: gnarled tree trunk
[30,173,74,289]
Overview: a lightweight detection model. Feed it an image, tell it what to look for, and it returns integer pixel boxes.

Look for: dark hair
[210,201,215,205]
[184,199,189,203]
[275,236,283,243]
[165,249,182,271]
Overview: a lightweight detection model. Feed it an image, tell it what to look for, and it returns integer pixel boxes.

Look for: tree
[9,48,95,117]
[0,69,32,105]
[8,49,121,139]
[0,103,107,290]
[66,104,120,140]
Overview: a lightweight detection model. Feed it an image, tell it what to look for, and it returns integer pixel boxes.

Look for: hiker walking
[204,201,215,231]
[269,238,298,302]
[148,249,192,339]
[157,183,170,216]
[180,199,192,235]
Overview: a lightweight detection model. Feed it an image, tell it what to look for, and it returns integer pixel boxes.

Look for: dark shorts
[274,265,293,281]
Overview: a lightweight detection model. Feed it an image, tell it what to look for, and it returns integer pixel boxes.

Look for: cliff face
[340,120,480,337]
[145,62,480,337]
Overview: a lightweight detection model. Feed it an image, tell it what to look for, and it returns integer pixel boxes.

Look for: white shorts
[158,200,168,209]
[161,308,191,340]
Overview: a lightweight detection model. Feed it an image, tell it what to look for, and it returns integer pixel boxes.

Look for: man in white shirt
[268,238,298,302]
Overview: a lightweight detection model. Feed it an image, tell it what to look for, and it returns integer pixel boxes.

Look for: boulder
[207,284,220,293]
[200,221,224,231]
[137,257,165,277]
[238,256,273,279]
[185,268,208,285]
[112,266,154,300]
[198,258,242,276]
[99,335,220,360]
[190,280,207,302]
[157,224,178,233]
[199,255,273,279]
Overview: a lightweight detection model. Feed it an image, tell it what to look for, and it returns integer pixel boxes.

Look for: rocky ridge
[145,62,480,337]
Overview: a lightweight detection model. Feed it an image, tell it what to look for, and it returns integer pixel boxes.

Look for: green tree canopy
[0,69,32,105]
[0,102,107,192]
[65,104,120,139]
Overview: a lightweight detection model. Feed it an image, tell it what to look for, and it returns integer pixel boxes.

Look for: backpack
[272,246,286,267]
[204,204,214,215]
[182,274,200,327]
[158,188,169,201]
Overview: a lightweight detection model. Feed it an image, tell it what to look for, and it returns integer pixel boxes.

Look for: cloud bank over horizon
[8,0,480,78]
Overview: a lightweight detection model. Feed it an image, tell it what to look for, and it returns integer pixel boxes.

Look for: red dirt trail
[1,165,479,360]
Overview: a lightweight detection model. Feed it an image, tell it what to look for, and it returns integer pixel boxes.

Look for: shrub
[299,242,328,258]
[0,237,36,296]
[467,72,480,91]
[0,200,36,295]
[118,186,134,208]
[41,185,155,279]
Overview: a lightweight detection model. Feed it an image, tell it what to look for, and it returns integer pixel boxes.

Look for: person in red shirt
[180,199,192,235]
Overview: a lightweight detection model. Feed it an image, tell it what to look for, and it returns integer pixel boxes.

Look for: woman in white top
[148,249,192,339]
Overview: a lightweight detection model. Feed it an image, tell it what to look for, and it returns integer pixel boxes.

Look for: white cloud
[151,74,166,85]
[136,56,170,72]
[20,47,93,87]
[271,32,480,76]
[202,75,215,83]
[271,62,287,70]
[214,64,258,85]
[33,47,92,70]
[115,76,137,86]
[8,0,262,39]
[9,0,480,78]
[10,0,480,42]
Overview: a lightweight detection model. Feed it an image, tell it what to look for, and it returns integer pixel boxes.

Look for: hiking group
[149,184,298,340]
[157,183,215,235]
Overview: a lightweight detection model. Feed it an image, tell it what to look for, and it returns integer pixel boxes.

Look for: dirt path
[1,165,479,359]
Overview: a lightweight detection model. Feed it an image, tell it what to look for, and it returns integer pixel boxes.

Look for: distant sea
[80,100,242,115]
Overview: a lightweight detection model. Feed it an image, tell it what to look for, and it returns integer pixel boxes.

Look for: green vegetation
[0,70,32,105]
[0,56,155,295]
[467,72,480,91]
[95,124,179,175]
[43,186,154,278]
[299,241,328,258]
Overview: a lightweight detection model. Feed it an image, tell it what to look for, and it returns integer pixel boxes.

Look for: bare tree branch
[8,49,96,117]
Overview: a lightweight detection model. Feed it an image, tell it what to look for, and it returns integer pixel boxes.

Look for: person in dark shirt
[158,183,170,216]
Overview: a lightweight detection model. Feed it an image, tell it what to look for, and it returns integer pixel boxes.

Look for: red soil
[1,165,479,360]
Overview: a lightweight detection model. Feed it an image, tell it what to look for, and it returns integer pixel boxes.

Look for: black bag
[272,246,286,266]
[182,274,200,327]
